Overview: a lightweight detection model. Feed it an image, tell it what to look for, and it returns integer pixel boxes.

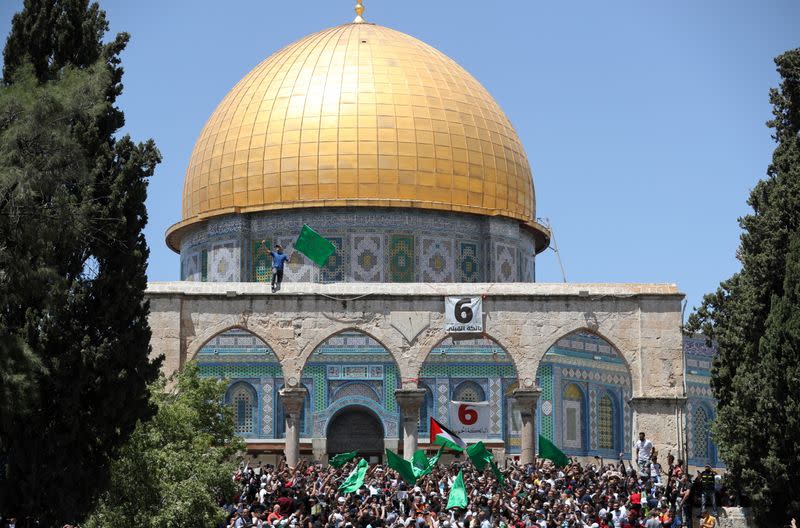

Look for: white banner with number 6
[444,296,483,333]
[448,400,490,436]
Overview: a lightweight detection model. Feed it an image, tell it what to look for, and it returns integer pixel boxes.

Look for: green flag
[386,449,417,485]
[538,434,569,467]
[412,449,429,472]
[466,442,493,471]
[294,224,336,267]
[329,450,358,468]
[446,470,468,510]
[410,448,442,478]
[338,458,368,493]
[490,460,505,486]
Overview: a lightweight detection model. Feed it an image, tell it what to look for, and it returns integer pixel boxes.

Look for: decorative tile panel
[457,242,480,282]
[182,251,201,282]
[389,234,414,282]
[589,388,597,450]
[351,234,384,282]
[537,364,554,442]
[209,241,240,282]
[200,249,208,282]
[327,364,384,379]
[421,237,454,282]
[494,243,515,282]
[320,236,344,283]
[252,239,272,282]
[489,377,501,434]
[261,378,274,437]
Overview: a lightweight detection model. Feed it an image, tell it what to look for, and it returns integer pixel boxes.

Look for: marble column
[513,388,541,465]
[280,386,308,468]
[395,388,426,459]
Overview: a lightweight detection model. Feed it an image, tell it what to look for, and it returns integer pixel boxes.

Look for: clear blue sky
[1,0,797,313]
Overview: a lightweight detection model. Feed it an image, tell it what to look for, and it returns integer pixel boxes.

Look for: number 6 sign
[449,400,489,434]
[444,297,483,333]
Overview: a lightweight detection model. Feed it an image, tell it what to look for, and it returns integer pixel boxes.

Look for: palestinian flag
[430,417,466,452]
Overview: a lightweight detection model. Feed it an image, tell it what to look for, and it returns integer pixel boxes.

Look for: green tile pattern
[537,363,554,441]
[252,239,272,282]
[389,234,414,282]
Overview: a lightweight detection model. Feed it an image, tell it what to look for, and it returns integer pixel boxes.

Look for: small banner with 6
[444,296,483,333]
[448,400,490,436]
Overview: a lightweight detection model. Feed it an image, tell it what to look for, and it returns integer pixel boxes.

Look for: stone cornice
[146,281,682,299]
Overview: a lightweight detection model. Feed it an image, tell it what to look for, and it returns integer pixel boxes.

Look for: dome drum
[178,208,541,283]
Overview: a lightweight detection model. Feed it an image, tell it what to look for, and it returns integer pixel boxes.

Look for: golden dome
[168,22,547,251]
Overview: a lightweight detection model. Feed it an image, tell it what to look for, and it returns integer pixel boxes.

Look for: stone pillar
[629,396,687,463]
[280,386,307,468]
[513,388,541,465]
[395,388,426,459]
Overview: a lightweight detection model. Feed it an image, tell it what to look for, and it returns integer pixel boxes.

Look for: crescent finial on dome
[354,0,365,23]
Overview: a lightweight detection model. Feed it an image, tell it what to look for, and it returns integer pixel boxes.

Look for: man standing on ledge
[263,241,290,293]
[634,431,654,475]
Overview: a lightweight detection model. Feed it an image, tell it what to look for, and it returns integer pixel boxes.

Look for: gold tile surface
[181,23,535,227]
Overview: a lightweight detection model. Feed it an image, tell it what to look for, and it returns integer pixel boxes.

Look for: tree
[84,363,245,528]
[0,0,161,523]
[687,48,800,526]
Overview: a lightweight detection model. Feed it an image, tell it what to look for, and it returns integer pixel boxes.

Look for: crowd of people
[224,433,732,528]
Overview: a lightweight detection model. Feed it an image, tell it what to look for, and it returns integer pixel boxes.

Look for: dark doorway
[327,407,384,462]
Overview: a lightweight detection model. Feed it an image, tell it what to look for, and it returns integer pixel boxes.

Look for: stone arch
[536,329,634,457]
[413,333,521,383]
[418,334,518,443]
[186,321,291,380]
[296,326,406,382]
[301,329,402,439]
[538,326,636,390]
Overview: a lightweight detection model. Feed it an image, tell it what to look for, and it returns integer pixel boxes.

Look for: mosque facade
[147,4,720,469]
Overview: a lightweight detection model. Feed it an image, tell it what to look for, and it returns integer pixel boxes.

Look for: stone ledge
[146,281,682,299]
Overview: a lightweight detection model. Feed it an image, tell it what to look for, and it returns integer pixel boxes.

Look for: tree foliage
[84,363,245,528]
[0,0,161,523]
[687,48,800,526]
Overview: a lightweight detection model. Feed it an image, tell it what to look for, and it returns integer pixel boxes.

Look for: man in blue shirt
[264,242,290,292]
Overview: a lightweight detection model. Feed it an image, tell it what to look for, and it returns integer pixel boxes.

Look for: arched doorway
[327,406,385,462]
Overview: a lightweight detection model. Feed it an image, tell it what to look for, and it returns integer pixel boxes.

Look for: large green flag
[446,470,468,510]
[329,450,358,468]
[411,448,442,478]
[466,442,493,471]
[412,449,429,473]
[294,224,336,267]
[338,458,368,493]
[538,434,569,467]
[386,449,417,485]
[490,460,505,486]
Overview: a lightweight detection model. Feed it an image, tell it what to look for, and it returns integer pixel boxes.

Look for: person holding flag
[261,241,290,293]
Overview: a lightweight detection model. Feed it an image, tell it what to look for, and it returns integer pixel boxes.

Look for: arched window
[227,382,257,435]
[692,405,711,462]
[598,394,614,450]
[562,383,583,450]
[453,381,485,402]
